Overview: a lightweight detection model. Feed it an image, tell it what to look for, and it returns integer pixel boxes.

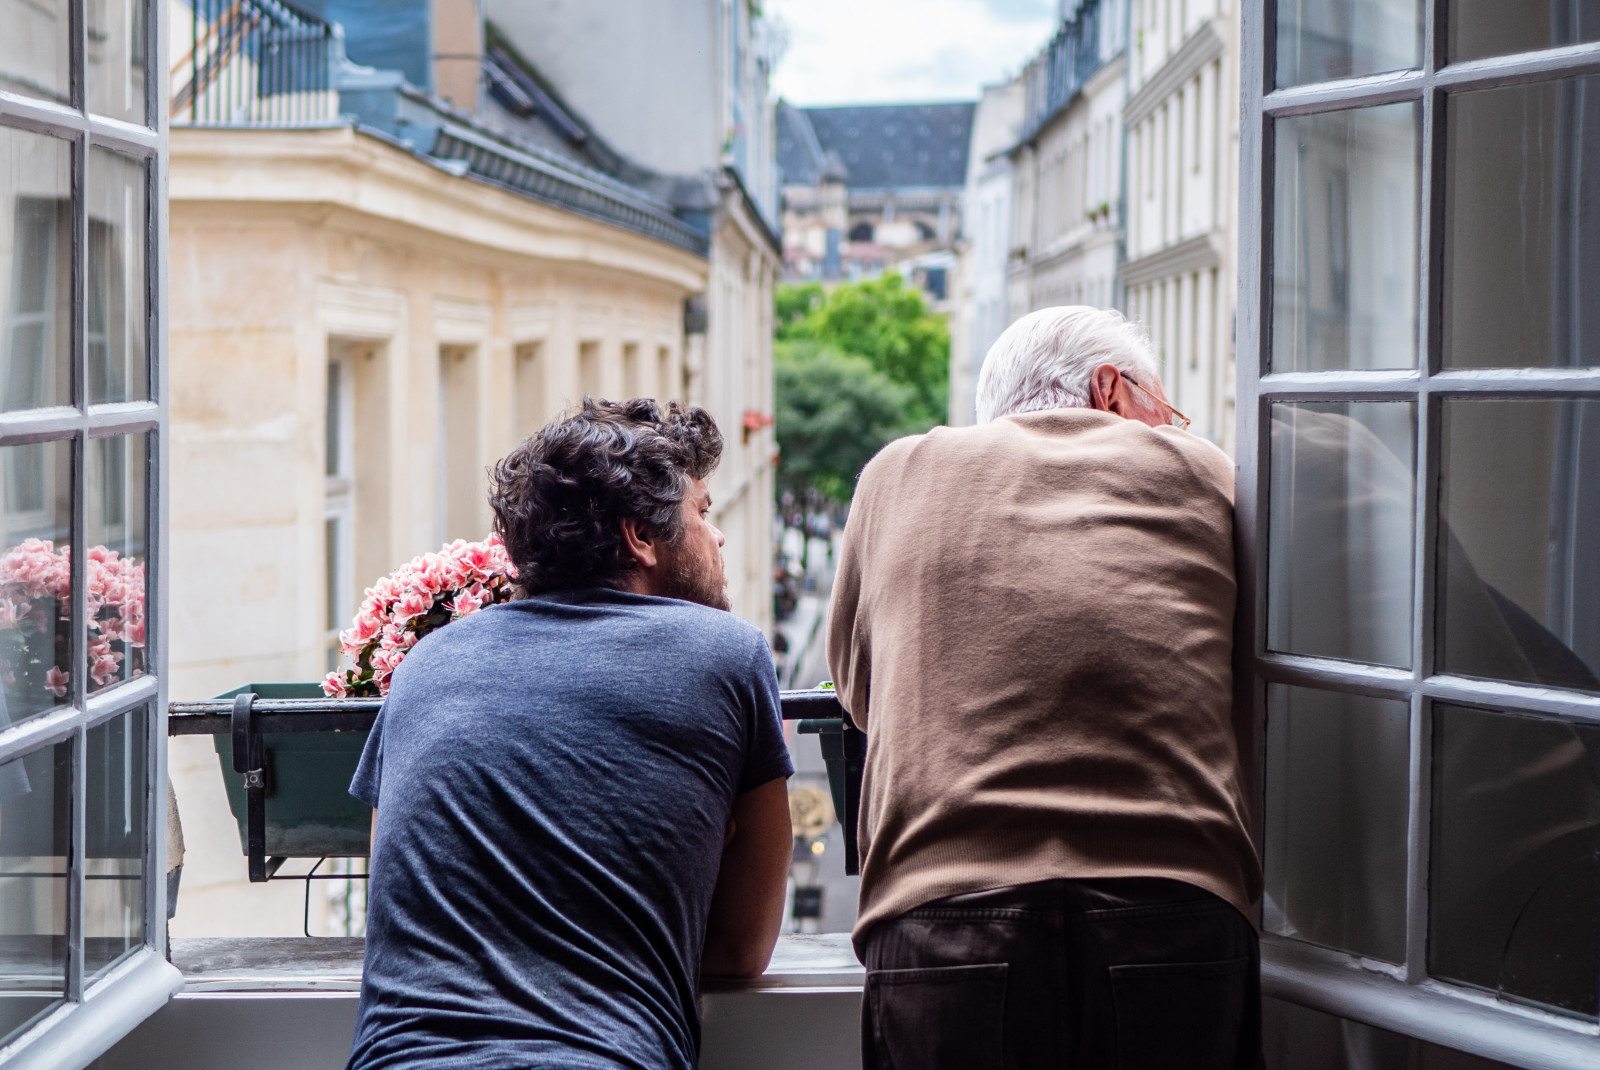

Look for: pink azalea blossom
[323,534,517,697]
[45,666,69,697]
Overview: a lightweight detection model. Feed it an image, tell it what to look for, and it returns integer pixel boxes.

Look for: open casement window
[1241,0,1600,1064]
[0,0,178,1062]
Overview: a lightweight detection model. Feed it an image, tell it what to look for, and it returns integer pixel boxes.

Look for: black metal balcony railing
[171,0,339,126]
[168,687,860,882]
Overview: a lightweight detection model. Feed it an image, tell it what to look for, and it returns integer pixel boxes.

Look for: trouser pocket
[865,962,1009,1070]
[1109,956,1251,1070]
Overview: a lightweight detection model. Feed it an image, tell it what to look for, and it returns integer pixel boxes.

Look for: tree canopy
[773,341,914,508]
[775,274,949,427]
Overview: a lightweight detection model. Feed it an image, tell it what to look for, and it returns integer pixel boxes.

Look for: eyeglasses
[1120,373,1191,431]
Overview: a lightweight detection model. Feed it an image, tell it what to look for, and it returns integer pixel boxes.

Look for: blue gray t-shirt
[347,589,792,1070]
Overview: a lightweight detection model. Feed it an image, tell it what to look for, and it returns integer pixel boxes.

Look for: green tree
[775,274,949,425]
[774,341,915,569]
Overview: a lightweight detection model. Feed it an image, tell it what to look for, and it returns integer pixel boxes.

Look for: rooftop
[777,101,976,191]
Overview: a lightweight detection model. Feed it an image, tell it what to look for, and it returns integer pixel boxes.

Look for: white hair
[975,306,1163,423]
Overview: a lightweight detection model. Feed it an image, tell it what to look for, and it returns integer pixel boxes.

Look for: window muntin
[1271,103,1419,372]
[1267,401,1415,668]
[1274,0,1422,89]
[1431,704,1600,1020]
[1439,399,1600,692]
[0,738,70,1045]
[0,0,71,106]
[1264,684,1409,963]
[1442,76,1600,371]
[3,130,72,414]
[1448,0,1600,63]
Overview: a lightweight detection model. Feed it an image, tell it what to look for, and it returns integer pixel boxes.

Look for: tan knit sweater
[827,408,1261,952]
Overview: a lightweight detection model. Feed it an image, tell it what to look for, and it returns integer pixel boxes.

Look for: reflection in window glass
[0,741,70,1045]
[1268,402,1415,667]
[1265,685,1408,962]
[0,441,73,724]
[1444,77,1600,369]
[2,130,72,413]
[1439,400,1600,692]
[1265,997,1524,1068]
[87,0,148,124]
[1275,0,1421,88]
[86,708,147,978]
[1450,0,1600,63]
[1431,705,1600,1020]
[1272,103,1418,371]
[87,435,149,694]
[0,0,70,105]
[87,149,150,404]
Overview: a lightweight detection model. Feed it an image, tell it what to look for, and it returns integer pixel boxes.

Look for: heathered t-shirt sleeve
[349,704,384,808]
[738,636,793,795]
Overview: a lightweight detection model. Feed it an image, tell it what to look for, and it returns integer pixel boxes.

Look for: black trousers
[861,877,1262,1070]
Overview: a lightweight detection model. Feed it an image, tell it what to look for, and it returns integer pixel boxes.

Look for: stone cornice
[1119,231,1223,288]
[170,126,708,293]
[1125,20,1226,128]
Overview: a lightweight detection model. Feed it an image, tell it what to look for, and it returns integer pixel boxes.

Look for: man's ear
[1088,363,1124,414]
[619,517,659,570]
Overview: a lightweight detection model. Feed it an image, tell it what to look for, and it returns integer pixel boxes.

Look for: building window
[437,345,481,544]
[0,0,174,1056]
[622,342,640,399]
[657,346,674,402]
[514,340,545,442]
[325,357,353,669]
[578,340,601,401]
[1241,0,1600,1062]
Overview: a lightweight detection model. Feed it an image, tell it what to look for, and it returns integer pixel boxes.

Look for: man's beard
[657,537,731,611]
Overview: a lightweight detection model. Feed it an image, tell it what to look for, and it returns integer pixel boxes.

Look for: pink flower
[322,671,349,698]
[45,665,68,697]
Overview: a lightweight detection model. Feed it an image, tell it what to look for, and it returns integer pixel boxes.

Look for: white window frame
[0,0,177,1059]
[1238,0,1600,1063]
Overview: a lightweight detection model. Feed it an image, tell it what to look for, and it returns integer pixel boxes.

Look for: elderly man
[828,306,1262,1070]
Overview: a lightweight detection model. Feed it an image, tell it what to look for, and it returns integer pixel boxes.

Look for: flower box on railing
[167,686,861,885]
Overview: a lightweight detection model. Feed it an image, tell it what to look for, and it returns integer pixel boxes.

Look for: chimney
[432,0,482,112]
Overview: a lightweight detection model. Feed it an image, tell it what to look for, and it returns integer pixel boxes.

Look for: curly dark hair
[489,397,724,595]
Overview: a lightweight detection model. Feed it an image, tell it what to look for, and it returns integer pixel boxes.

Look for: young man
[348,399,793,1070]
[829,307,1263,1070]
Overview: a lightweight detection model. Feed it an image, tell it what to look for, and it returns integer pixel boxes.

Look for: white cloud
[767,0,1056,106]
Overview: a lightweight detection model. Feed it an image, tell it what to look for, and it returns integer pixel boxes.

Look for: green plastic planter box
[212,682,372,859]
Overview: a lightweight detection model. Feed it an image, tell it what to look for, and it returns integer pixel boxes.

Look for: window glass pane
[87,0,149,124]
[1272,103,1419,372]
[1275,0,1421,88]
[1268,402,1415,667]
[1431,704,1600,1020]
[86,149,150,405]
[0,440,74,724]
[1265,997,1526,1068]
[87,434,148,694]
[1264,685,1408,962]
[1450,0,1600,63]
[0,0,70,106]
[1444,76,1600,369]
[1439,399,1600,692]
[85,707,147,978]
[0,740,70,1045]
[2,129,72,413]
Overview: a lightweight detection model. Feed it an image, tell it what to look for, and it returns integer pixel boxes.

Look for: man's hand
[701,777,791,980]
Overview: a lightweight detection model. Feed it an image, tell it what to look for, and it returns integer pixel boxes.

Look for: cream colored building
[164,0,778,937]
[1005,0,1128,332]
[1122,0,1239,451]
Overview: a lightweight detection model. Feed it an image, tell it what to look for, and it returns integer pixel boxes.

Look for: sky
[765,0,1058,107]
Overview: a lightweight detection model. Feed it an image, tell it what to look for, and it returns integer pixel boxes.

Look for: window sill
[0,950,183,1070]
